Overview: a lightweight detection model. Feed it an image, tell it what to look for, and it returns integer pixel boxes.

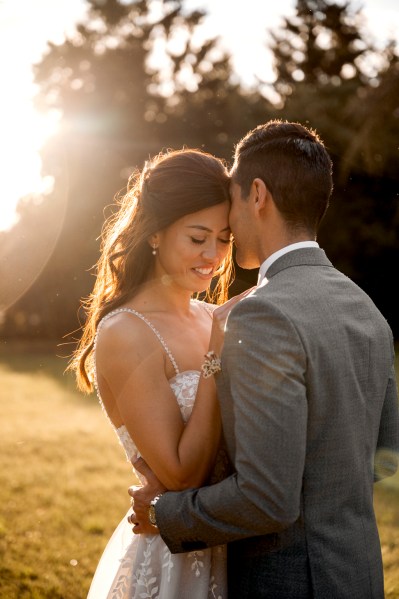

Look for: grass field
[0,341,398,598]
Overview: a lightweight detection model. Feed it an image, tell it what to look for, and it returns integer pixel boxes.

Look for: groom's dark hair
[230,119,333,234]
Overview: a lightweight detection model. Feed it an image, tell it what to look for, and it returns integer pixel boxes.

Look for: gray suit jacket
[156,248,399,598]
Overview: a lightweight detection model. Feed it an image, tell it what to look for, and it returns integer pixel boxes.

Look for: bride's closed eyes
[190,236,231,245]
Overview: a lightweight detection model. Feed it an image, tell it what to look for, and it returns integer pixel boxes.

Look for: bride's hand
[209,287,256,355]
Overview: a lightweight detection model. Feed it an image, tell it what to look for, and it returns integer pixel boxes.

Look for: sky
[0,0,398,231]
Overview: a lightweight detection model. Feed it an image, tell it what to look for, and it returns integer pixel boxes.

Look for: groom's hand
[128,458,166,534]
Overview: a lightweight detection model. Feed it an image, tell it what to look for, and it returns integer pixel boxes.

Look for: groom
[130,120,399,598]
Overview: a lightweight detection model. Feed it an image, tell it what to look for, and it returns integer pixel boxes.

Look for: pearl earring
[152,245,157,256]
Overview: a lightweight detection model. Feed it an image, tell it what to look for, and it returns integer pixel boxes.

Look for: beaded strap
[94,308,180,376]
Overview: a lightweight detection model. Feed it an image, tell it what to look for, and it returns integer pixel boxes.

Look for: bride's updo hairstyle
[70,148,233,392]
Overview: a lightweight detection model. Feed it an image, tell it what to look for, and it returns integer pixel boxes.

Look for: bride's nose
[201,243,218,262]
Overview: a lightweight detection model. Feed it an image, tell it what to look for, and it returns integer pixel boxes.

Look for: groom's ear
[252,178,270,213]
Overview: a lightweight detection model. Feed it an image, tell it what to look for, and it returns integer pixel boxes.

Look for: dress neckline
[95,301,214,378]
[168,369,200,383]
[115,369,200,435]
[95,304,211,434]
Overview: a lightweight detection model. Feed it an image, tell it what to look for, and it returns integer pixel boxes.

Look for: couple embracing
[70,120,399,599]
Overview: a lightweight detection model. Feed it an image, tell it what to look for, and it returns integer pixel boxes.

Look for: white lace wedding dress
[88,307,227,599]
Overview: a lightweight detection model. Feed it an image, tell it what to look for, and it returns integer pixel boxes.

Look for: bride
[69,147,242,598]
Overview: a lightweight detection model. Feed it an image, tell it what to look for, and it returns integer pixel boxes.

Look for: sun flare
[0,99,58,232]
[0,0,397,233]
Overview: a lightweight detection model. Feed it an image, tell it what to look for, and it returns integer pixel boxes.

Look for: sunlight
[0,0,86,234]
[0,98,58,232]
[0,0,396,234]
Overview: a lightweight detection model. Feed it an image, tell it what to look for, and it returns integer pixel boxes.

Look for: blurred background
[1,2,398,597]
[1,0,398,347]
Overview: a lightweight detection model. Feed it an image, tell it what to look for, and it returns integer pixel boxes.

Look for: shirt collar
[257,241,319,285]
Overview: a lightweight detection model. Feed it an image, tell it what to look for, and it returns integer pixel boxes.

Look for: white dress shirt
[257,241,319,285]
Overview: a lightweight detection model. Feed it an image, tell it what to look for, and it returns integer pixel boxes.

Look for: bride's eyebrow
[185,225,231,233]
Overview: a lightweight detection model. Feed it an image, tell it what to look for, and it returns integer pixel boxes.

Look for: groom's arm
[155,295,308,553]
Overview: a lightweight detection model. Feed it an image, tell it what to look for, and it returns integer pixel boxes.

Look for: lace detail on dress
[116,425,140,466]
[114,370,200,471]
[89,519,227,599]
[169,370,200,423]
[88,302,228,599]
[93,307,182,462]
[92,306,207,464]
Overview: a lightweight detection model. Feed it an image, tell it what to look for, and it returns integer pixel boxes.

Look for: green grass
[0,342,137,598]
[0,341,398,598]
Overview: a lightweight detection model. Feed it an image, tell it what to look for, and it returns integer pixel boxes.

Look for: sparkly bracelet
[201,351,222,379]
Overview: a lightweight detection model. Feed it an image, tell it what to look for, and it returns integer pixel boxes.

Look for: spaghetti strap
[96,308,180,376]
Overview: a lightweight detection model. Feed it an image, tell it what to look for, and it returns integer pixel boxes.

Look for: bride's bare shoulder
[95,309,160,360]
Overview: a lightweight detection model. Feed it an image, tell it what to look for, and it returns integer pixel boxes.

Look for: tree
[268,0,399,335]
[2,0,270,341]
[341,43,399,179]
[270,0,369,97]
[5,0,397,340]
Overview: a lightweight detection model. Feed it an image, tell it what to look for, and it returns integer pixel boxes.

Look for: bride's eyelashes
[189,237,231,245]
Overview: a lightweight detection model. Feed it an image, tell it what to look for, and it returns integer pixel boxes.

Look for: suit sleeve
[156,294,308,553]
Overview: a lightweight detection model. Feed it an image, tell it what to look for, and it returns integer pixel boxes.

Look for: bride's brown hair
[68,148,234,393]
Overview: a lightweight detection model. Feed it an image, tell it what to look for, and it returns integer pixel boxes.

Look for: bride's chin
[173,279,209,295]
[192,282,211,295]
[193,284,210,295]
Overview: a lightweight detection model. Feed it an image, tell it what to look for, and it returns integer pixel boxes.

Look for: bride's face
[153,201,232,294]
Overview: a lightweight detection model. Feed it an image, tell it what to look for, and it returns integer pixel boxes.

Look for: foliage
[270,0,370,98]
[1,0,272,343]
[1,0,398,341]
[341,48,399,179]
[267,0,399,335]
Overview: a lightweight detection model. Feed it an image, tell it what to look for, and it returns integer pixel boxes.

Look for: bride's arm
[96,315,223,492]
[127,292,254,533]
